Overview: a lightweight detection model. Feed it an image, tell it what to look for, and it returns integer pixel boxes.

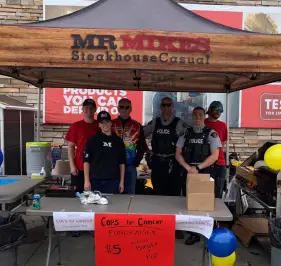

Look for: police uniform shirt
[83,132,126,180]
[144,115,188,138]
[176,126,222,151]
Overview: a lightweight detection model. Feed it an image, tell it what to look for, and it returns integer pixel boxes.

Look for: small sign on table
[53,212,94,231]
[95,214,175,266]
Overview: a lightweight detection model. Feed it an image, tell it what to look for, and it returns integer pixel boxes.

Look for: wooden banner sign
[94,214,175,266]
[1,25,281,73]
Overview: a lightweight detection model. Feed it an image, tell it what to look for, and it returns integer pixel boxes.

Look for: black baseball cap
[209,101,223,110]
[97,111,111,123]
[83,99,96,107]
[208,101,224,113]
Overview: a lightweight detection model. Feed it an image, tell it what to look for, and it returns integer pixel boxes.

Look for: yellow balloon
[211,252,236,266]
[264,144,281,171]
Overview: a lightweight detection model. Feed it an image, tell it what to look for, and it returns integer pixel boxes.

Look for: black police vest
[151,117,180,155]
[183,127,211,164]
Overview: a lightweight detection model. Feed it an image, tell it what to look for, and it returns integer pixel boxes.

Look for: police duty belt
[153,153,176,161]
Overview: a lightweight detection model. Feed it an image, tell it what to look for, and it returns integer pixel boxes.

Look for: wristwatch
[195,165,200,171]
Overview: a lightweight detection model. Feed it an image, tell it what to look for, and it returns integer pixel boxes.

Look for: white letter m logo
[103,142,112,147]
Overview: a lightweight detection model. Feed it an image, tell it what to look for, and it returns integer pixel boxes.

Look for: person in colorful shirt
[111,98,146,194]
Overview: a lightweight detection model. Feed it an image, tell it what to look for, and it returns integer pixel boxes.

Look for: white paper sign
[53,212,95,231]
[176,215,214,239]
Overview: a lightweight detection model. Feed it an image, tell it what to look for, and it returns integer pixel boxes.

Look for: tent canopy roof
[0,0,281,93]
[26,0,252,34]
[0,68,280,94]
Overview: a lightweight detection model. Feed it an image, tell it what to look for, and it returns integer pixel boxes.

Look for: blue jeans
[90,179,119,194]
[124,165,137,194]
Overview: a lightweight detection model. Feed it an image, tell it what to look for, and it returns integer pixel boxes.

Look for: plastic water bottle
[40,167,46,178]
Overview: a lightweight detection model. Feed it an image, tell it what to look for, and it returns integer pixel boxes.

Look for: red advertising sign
[260,93,281,121]
[95,214,175,266]
[44,88,143,124]
[241,84,281,128]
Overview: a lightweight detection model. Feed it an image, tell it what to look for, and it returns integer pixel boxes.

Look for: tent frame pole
[225,87,230,188]
[36,84,42,142]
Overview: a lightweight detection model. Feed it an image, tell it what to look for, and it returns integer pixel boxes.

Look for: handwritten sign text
[95,214,175,266]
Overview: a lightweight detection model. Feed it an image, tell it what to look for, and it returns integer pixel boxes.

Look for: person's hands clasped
[189,166,198,174]
[185,165,195,174]
[84,180,91,191]
[119,182,124,193]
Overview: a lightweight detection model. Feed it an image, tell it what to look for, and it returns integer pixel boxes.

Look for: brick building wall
[0,0,281,159]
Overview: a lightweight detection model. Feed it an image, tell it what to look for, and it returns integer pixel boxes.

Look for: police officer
[151,91,201,121]
[176,106,222,245]
[144,97,188,197]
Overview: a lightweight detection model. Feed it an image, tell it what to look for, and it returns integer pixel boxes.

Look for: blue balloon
[207,228,237,258]
[0,149,3,167]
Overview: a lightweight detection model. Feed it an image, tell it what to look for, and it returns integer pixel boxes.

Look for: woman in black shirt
[83,111,126,194]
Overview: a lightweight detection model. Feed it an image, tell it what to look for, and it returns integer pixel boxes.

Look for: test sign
[95,214,175,266]
[260,93,281,120]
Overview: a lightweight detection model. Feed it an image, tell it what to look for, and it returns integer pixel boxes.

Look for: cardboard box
[231,217,268,247]
[187,193,215,211]
[236,167,257,185]
[187,177,214,194]
[187,173,210,181]
[186,173,215,211]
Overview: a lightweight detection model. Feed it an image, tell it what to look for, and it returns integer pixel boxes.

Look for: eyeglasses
[119,106,131,110]
[161,103,172,107]
[212,107,223,113]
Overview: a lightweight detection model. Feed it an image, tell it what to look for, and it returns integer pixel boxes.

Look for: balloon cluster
[264,144,281,171]
[207,228,237,266]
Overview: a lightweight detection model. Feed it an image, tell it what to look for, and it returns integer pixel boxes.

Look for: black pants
[212,165,226,199]
[151,156,181,196]
[71,170,84,193]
